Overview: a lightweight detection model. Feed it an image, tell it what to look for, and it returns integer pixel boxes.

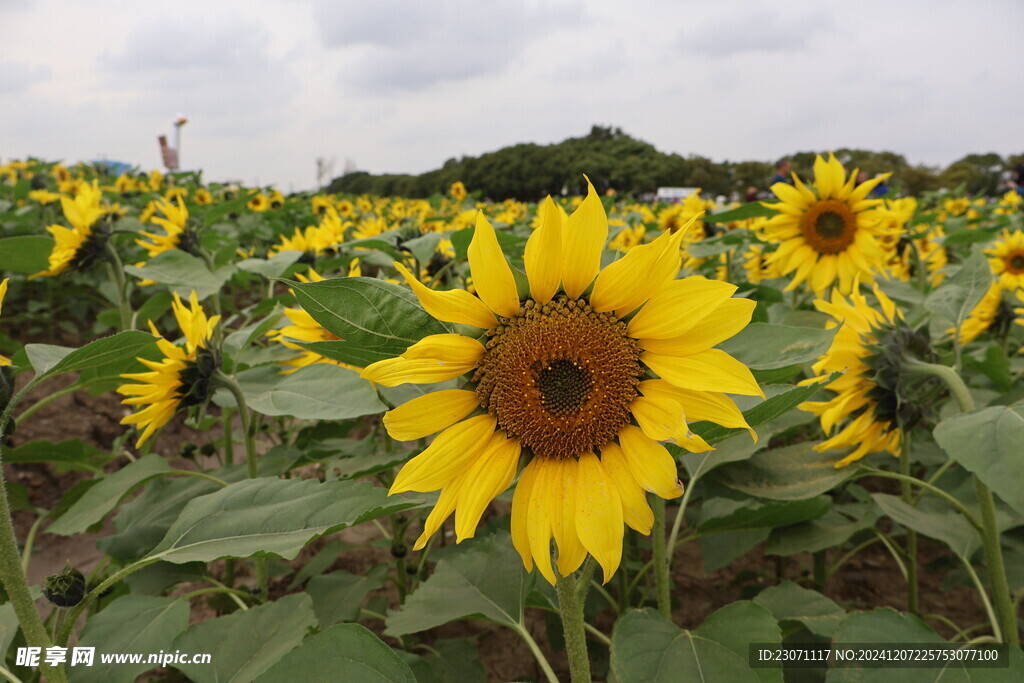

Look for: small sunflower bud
[391,543,407,559]
[44,564,86,607]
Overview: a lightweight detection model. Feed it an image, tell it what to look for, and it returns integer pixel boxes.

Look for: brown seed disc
[801,199,858,255]
[474,296,642,460]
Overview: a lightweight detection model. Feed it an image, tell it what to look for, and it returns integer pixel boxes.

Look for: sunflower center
[802,200,857,255]
[474,296,642,461]
[1008,253,1024,273]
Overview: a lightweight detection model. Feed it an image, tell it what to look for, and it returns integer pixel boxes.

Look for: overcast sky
[1,0,1019,192]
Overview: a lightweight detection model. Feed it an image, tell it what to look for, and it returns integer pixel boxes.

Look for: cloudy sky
[1,0,1019,192]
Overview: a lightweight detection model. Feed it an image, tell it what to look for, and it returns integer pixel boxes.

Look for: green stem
[13,384,77,426]
[55,557,160,646]
[556,559,596,683]
[900,433,919,615]
[19,514,45,575]
[666,471,698,571]
[166,469,229,487]
[514,622,559,683]
[652,496,670,618]
[103,242,132,331]
[222,407,234,466]
[857,468,983,531]
[215,372,257,479]
[812,551,827,592]
[0,385,66,682]
[903,356,1017,645]
[959,554,1002,643]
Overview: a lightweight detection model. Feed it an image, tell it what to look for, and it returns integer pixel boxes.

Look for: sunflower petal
[561,178,608,299]
[454,432,520,542]
[617,425,683,499]
[382,389,481,441]
[627,277,738,339]
[469,212,520,317]
[394,261,496,329]
[590,228,684,315]
[526,458,558,585]
[600,443,653,534]
[574,452,623,583]
[637,297,755,356]
[389,415,496,493]
[413,479,462,550]
[525,196,564,304]
[642,349,765,397]
[556,458,588,576]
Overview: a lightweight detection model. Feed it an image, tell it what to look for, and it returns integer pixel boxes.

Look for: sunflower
[248,194,270,212]
[360,181,762,584]
[117,292,220,447]
[30,181,109,279]
[193,188,213,205]
[955,283,1005,346]
[0,279,10,366]
[137,196,194,259]
[268,268,359,372]
[762,154,892,295]
[799,283,938,467]
[450,181,468,202]
[311,195,333,216]
[985,230,1024,292]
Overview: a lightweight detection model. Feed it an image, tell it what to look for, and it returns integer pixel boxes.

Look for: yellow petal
[600,443,653,534]
[361,334,484,386]
[469,212,520,317]
[627,277,738,339]
[561,178,608,299]
[637,297,755,356]
[394,261,496,329]
[574,452,624,583]
[413,478,462,550]
[617,425,683,499]
[590,228,684,315]
[389,415,496,493]
[556,458,587,576]
[383,389,481,441]
[525,196,564,304]
[527,458,558,585]
[454,432,520,542]
[640,381,755,442]
[630,395,686,443]
[642,349,765,397]
[511,460,539,572]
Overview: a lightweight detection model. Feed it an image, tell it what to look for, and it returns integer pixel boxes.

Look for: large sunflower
[360,181,762,584]
[117,292,220,447]
[762,154,892,295]
[985,229,1024,292]
[799,283,938,467]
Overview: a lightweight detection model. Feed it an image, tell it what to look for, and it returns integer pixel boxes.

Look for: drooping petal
[600,443,653,534]
[526,458,558,585]
[454,432,521,542]
[469,212,520,317]
[574,452,624,583]
[642,349,765,397]
[640,380,755,441]
[630,395,686,443]
[524,196,564,304]
[394,261,496,329]
[412,478,463,550]
[590,227,684,315]
[561,178,608,299]
[511,460,539,572]
[389,415,497,493]
[382,389,481,441]
[617,425,684,499]
[556,458,588,576]
[627,277,738,339]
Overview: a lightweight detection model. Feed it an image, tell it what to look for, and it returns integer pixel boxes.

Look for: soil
[6,371,993,682]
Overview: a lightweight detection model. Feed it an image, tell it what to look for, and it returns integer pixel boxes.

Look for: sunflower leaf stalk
[902,356,1018,645]
[103,240,132,331]
[556,559,596,683]
[651,496,671,618]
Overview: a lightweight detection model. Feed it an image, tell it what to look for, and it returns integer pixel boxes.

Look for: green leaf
[934,404,1024,516]
[610,608,760,683]
[172,594,317,683]
[942,225,1001,247]
[48,454,172,536]
[752,581,846,638]
[0,602,18,661]
[827,608,952,683]
[690,376,837,445]
[148,478,420,563]
[0,235,53,273]
[871,494,981,559]
[25,331,157,381]
[70,595,189,683]
[287,277,449,358]
[712,442,854,500]
[295,339,401,368]
[306,565,389,627]
[699,529,771,573]
[255,623,415,683]
[401,638,486,683]
[698,495,831,533]
[2,439,111,472]
[924,250,993,329]
[124,249,236,299]
[703,202,779,224]
[240,363,386,420]
[767,505,878,556]
[237,250,302,279]
[695,602,783,683]
[385,534,526,636]
[718,323,837,370]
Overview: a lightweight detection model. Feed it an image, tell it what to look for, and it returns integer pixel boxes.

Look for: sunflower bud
[44,564,86,607]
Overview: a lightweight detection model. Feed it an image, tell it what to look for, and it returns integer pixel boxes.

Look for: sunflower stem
[899,432,920,615]
[0,385,68,682]
[901,356,1018,645]
[556,562,594,683]
[652,496,671,618]
[103,241,132,331]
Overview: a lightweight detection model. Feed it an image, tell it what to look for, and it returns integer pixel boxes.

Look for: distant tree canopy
[327,125,1020,201]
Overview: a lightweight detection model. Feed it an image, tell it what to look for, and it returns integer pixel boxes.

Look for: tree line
[327,125,1023,201]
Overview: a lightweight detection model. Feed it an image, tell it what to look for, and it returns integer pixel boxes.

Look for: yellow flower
[360,180,761,584]
[117,292,220,447]
[954,283,1003,345]
[985,230,1024,292]
[268,190,285,209]
[311,195,333,216]
[450,181,467,202]
[762,154,892,295]
[248,194,270,212]
[800,283,934,467]
[0,278,10,366]
[267,268,358,373]
[28,189,61,205]
[137,197,189,259]
[30,182,107,279]
[193,188,213,205]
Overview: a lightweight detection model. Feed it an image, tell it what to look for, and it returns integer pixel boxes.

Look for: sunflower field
[0,156,1023,682]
